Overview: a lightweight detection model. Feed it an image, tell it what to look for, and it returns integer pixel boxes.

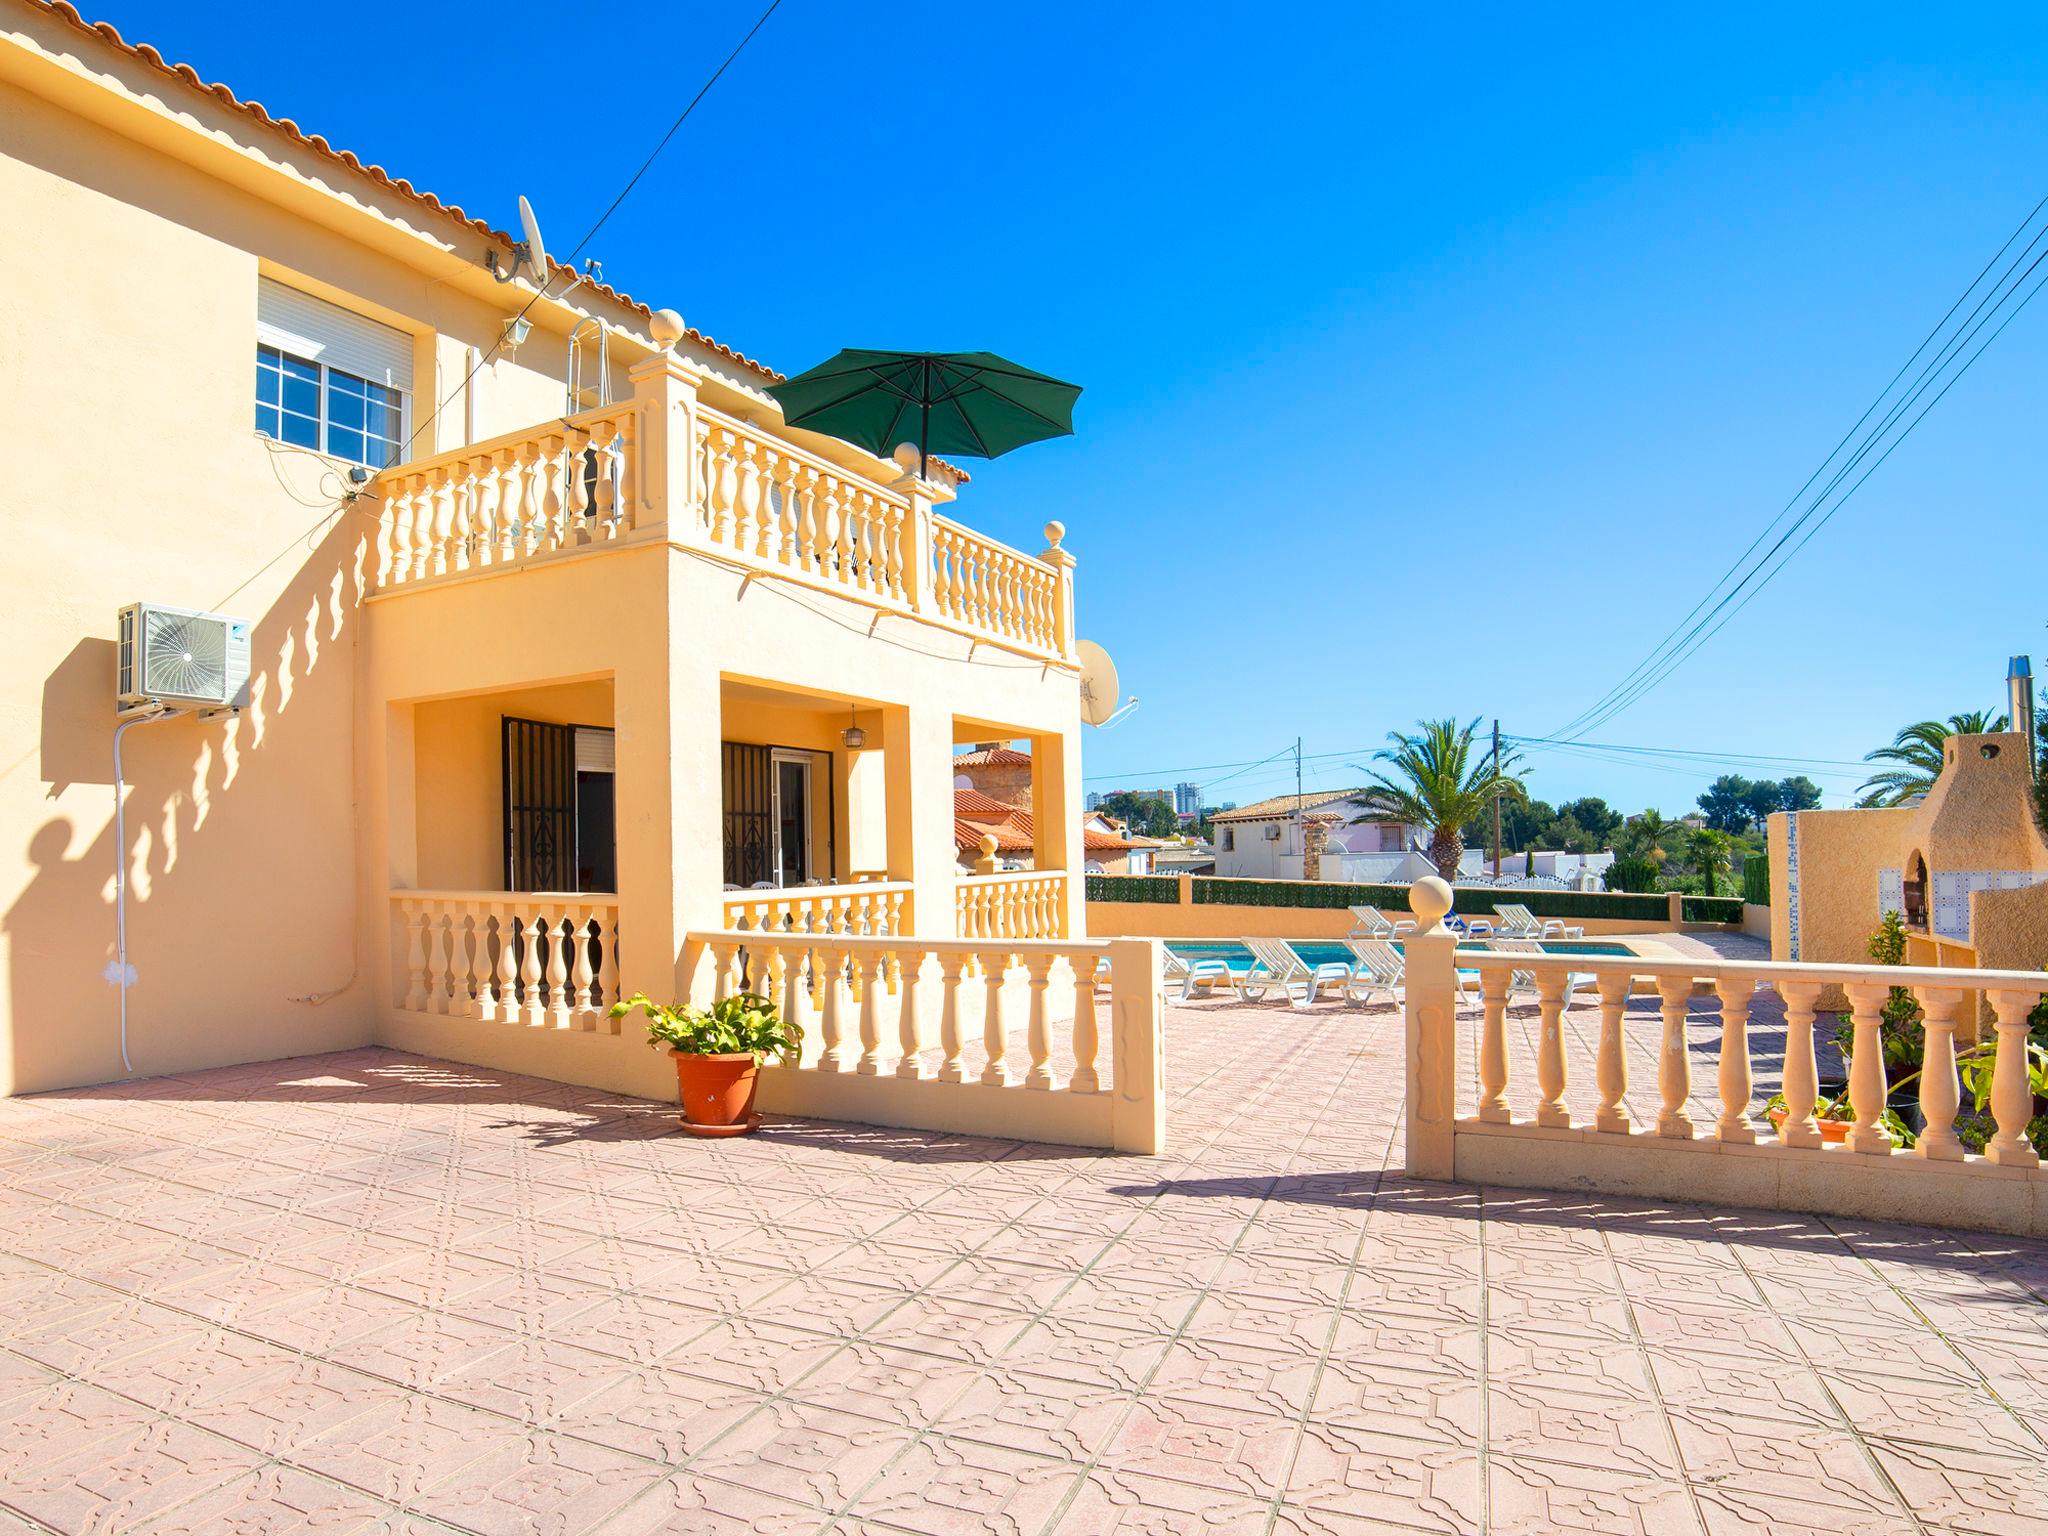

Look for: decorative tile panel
[1785,814,1801,960]
[1876,868,1902,922]
[1929,869,2048,942]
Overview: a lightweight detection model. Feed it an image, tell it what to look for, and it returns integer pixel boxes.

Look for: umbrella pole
[920,361,930,480]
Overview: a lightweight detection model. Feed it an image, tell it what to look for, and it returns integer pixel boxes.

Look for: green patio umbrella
[765,350,1082,478]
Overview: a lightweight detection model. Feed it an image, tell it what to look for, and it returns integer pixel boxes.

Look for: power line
[1561,245,2048,741]
[1548,194,2048,741]
[382,0,786,469]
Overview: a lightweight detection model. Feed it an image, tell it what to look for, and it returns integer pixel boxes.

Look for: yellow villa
[0,0,1163,1151]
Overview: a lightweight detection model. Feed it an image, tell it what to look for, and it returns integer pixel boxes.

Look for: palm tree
[1351,718,1526,880]
[1856,711,2008,808]
[1616,809,1671,863]
[1685,827,1732,897]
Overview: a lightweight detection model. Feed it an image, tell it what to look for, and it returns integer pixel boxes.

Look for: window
[254,277,412,468]
[1220,827,1234,852]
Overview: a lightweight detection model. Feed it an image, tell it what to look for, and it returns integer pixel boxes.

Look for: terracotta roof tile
[22,1,973,484]
[954,747,1033,767]
[954,788,1024,819]
[1209,789,1368,824]
[954,817,1032,853]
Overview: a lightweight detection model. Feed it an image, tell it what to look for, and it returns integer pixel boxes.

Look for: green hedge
[1742,859,1770,906]
[1188,878,1672,923]
[1683,895,1746,924]
[1084,874,1181,905]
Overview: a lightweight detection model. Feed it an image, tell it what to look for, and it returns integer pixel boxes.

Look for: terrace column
[618,557,724,1006]
[882,701,959,938]
[1041,522,1078,664]
[1030,729,1084,937]
[625,348,706,542]
[1404,877,1458,1180]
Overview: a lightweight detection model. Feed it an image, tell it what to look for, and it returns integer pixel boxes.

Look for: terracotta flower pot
[1766,1106,1850,1144]
[672,1050,761,1137]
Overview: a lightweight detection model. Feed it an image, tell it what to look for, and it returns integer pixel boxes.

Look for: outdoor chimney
[2009,656,2035,757]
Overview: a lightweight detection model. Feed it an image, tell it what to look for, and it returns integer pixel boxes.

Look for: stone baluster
[424,467,452,577]
[793,465,820,573]
[564,428,592,541]
[539,433,567,552]
[855,953,887,1075]
[894,950,923,1078]
[1776,980,1823,1147]
[979,951,1011,1086]
[1916,986,1965,1161]
[409,472,435,581]
[376,486,402,587]
[1654,976,1695,1138]
[1534,971,1570,1127]
[462,905,489,1017]
[469,453,499,569]
[780,942,810,1056]
[930,525,955,616]
[936,953,969,1082]
[596,912,620,1022]
[817,474,842,577]
[710,428,739,545]
[503,446,530,561]
[764,450,791,564]
[1593,973,1631,1132]
[592,426,619,531]
[402,901,428,1011]
[1716,973,1757,1143]
[422,909,451,1014]
[539,911,569,1027]
[1984,988,2042,1167]
[1476,964,1510,1122]
[1841,981,1894,1154]
[1025,953,1057,1089]
[569,909,598,1027]
[1069,951,1102,1093]
[883,503,906,600]
[447,461,473,573]
[735,437,763,554]
[492,911,520,1022]
[517,916,545,1026]
[818,946,851,1070]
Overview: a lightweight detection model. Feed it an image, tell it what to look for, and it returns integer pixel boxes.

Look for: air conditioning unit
[1264,825,1282,841]
[116,602,252,711]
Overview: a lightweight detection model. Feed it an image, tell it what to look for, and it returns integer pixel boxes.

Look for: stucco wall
[1768,806,1913,967]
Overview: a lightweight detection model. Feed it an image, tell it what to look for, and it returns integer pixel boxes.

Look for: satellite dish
[1077,640,1123,726]
[953,774,974,790]
[516,195,550,285]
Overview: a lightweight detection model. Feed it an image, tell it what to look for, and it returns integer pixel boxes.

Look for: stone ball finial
[649,309,686,350]
[1043,520,1065,548]
[1410,875,1453,929]
[978,832,999,856]
[892,442,924,475]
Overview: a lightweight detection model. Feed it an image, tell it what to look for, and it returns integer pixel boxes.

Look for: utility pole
[1491,718,1502,879]
[1294,736,1304,861]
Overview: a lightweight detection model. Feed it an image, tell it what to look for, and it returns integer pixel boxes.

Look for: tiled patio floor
[4,994,2048,1534]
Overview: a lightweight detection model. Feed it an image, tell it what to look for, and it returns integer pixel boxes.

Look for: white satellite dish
[490,195,552,286]
[1078,639,1133,727]
[516,195,550,284]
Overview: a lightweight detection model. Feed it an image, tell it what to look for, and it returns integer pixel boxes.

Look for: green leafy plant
[1685,827,1733,897]
[1856,711,2008,807]
[1604,857,1660,894]
[1742,858,1770,906]
[610,991,801,1059]
[1085,874,1181,905]
[1348,718,1528,882]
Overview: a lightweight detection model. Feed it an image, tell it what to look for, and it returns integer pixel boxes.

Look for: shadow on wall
[2,512,373,1095]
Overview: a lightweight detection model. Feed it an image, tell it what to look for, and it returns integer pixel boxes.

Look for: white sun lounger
[1234,938,1353,1009]
[1347,904,1416,941]
[1342,937,1407,1007]
[1457,937,1596,1011]
[1494,902,1585,941]
[1164,950,1229,1001]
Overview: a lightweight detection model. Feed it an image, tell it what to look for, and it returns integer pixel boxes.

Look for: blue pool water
[1167,939,1635,971]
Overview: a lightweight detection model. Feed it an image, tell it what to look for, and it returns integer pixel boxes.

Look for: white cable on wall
[109,707,183,1074]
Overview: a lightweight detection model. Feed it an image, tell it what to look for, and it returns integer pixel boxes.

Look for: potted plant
[609,990,801,1137]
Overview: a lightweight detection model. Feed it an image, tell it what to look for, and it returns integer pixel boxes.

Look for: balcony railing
[1401,880,2048,1236]
[956,870,1068,940]
[692,929,1165,1152]
[369,369,1074,664]
[722,881,912,937]
[393,890,622,1030]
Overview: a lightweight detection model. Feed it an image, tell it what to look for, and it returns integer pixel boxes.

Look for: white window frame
[255,339,408,468]
[770,749,819,887]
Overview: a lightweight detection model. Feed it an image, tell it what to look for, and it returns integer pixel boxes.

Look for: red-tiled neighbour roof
[953,746,1032,767]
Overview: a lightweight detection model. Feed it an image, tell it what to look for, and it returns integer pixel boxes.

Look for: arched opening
[1903,851,1929,930]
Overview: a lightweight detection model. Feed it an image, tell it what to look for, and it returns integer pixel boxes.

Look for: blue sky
[110,1,2048,814]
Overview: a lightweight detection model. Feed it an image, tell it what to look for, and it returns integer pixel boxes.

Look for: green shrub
[1605,857,1660,894]
[1742,858,1771,906]
[1084,874,1181,904]
[611,991,801,1058]
[1681,895,1745,924]
[1186,877,1670,923]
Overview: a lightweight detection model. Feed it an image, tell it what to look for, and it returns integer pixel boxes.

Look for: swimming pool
[1166,939,1637,971]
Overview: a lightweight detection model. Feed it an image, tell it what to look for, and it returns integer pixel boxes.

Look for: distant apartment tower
[1174,782,1202,816]
[1085,791,1106,811]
